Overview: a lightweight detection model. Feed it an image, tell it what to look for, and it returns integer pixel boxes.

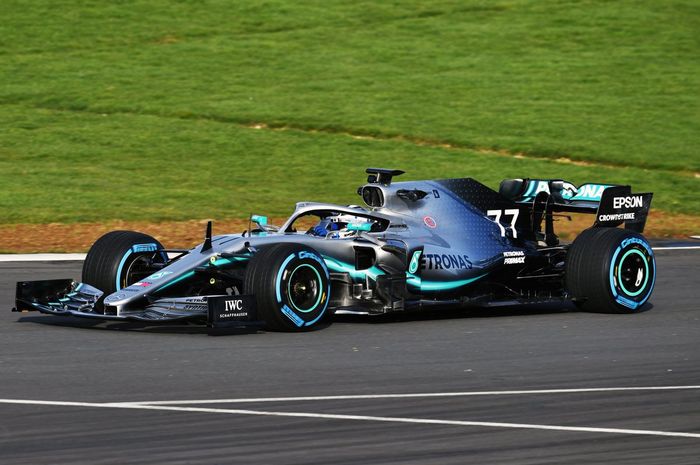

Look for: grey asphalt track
[1,249,699,464]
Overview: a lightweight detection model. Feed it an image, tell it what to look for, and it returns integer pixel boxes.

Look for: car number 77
[486,209,520,238]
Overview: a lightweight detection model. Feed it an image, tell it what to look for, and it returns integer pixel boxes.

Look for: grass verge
[1,0,698,245]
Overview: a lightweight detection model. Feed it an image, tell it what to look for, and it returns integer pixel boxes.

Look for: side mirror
[250,215,268,226]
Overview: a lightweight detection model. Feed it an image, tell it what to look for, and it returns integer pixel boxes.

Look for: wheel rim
[122,255,156,288]
[609,237,655,309]
[287,264,322,313]
[617,249,649,297]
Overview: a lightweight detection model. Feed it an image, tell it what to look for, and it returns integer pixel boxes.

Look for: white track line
[121,385,700,406]
[0,253,87,262]
[0,398,698,439]
[0,252,188,262]
[652,246,700,251]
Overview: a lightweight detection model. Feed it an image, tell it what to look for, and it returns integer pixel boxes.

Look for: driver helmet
[311,211,372,238]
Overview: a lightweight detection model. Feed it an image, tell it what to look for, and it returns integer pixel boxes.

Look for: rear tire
[82,230,165,297]
[244,243,331,331]
[566,227,656,313]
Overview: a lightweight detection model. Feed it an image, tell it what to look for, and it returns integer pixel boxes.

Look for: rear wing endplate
[594,186,653,233]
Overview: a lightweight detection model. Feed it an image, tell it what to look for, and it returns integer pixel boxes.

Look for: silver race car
[14,168,656,332]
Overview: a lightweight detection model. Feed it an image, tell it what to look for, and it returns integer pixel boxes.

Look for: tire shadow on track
[337,302,571,324]
[12,315,262,336]
[333,300,653,324]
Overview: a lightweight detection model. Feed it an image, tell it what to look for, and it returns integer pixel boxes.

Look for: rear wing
[594,186,653,233]
[499,178,653,233]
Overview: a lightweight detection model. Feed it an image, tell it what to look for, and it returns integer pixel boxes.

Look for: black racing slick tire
[82,230,166,297]
[566,227,656,313]
[244,243,331,331]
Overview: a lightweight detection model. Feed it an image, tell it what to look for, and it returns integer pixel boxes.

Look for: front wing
[13,280,263,331]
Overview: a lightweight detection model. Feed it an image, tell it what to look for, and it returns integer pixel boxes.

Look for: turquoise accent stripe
[408,251,422,274]
[156,271,195,291]
[325,255,485,291]
[571,194,602,202]
[523,182,537,198]
[571,184,611,202]
[406,272,487,291]
[210,256,249,267]
[617,249,649,297]
[323,257,385,281]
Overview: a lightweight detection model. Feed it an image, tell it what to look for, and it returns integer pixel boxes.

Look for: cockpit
[285,207,387,238]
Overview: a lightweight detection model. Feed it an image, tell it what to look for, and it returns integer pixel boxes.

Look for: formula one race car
[14,168,656,332]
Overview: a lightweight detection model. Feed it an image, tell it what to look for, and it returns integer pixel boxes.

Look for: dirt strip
[0,211,698,253]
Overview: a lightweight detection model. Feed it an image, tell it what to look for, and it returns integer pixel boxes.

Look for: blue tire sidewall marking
[298,250,326,269]
[609,237,656,309]
[281,304,305,327]
[300,251,330,327]
[275,250,331,327]
[115,249,133,291]
[275,254,296,304]
[115,243,159,291]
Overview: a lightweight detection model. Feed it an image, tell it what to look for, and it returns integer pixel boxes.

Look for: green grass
[1,105,698,223]
[1,0,698,224]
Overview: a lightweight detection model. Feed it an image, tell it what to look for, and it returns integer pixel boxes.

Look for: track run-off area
[1,246,699,464]
[2,385,700,439]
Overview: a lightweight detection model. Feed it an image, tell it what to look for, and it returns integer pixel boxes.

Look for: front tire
[82,230,166,297]
[566,227,656,313]
[244,243,331,331]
